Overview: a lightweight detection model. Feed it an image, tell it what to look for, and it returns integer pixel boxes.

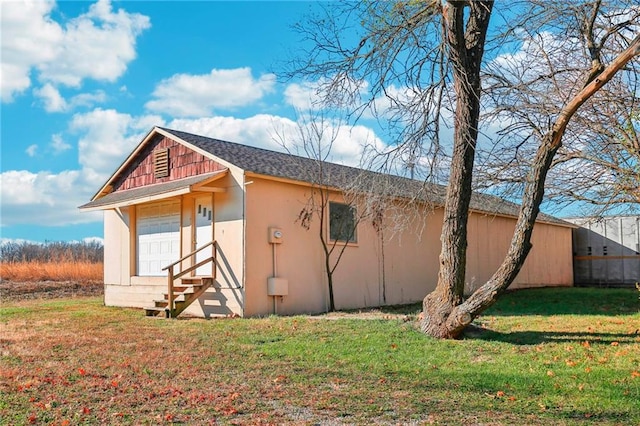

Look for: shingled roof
[80,126,570,227]
[159,128,569,227]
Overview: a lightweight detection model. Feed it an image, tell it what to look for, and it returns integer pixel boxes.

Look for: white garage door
[137,201,180,276]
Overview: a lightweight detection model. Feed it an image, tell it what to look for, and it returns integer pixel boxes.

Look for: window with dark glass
[329,202,357,243]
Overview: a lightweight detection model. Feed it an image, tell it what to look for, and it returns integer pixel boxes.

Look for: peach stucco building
[80,127,574,318]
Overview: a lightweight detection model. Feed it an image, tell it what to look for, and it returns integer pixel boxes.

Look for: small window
[329,202,357,243]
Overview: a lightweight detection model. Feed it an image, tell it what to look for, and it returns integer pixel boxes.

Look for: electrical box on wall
[268,227,283,244]
[267,277,288,296]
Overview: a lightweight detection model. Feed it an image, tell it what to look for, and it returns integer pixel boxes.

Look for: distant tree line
[0,241,104,263]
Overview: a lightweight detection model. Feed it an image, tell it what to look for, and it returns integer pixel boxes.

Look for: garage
[136,201,181,276]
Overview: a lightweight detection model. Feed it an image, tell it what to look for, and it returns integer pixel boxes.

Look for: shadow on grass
[466,326,640,345]
[324,288,638,322]
[484,287,639,317]
[339,288,638,318]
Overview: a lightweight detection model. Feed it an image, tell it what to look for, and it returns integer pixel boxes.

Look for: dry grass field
[0,261,103,301]
[0,240,102,282]
[0,261,102,282]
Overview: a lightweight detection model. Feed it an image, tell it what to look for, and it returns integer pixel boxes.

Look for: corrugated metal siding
[569,216,640,287]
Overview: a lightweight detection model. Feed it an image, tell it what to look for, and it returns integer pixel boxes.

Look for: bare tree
[476,1,640,217]
[287,1,640,338]
[274,112,393,311]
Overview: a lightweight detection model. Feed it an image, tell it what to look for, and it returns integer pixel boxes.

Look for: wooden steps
[144,276,214,318]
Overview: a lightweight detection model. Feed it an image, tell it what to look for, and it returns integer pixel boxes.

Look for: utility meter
[268,227,283,243]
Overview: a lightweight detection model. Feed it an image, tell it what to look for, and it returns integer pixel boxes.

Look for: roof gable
[112,133,225,192]
[90,129,226,201]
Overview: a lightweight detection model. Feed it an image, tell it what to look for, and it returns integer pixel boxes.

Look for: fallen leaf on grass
[631,371,640,378]
[546,370,555,377]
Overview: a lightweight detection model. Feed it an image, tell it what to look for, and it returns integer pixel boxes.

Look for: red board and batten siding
[112,135,225,192]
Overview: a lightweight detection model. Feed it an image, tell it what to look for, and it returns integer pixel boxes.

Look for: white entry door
[137,201,181,276]
[194,196,213,276]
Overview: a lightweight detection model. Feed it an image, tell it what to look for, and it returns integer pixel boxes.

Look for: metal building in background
[567,216,640,287]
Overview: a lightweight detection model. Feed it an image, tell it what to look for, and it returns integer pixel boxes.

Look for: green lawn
[1,287,638,425]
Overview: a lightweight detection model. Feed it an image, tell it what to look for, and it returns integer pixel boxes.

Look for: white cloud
[71,108,164,185]
[1,0,150,103]
[169,114,296,151]
[33,84,107,113]
[50,133,71,154]
[70,90,107,109]
[145,67,276,117]
[25,144,38,157]
[0,107,163,227]
[81,236,104,245]
[0,0,62,101]
[284,78,370,112]
[169,114,386,167]
[22,133,74,158]
[0,169,101,226]
[40,0,151,87]
[33,83,67,112]
[284,81,325,111]
[0,237,34,246]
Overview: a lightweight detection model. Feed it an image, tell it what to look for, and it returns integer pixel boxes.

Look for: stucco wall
[243,178,328,316]
[466,214,574,293]
[103,173,572,317]
[243,177,573,317]
[103,208,132,288]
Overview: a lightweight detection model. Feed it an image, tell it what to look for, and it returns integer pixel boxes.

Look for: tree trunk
[421,1,493,338]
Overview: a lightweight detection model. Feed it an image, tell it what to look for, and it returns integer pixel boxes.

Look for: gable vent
[153,148,169,178]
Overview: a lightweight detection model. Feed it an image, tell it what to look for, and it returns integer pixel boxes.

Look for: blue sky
[2,0,390,243]
[2,1,628,244]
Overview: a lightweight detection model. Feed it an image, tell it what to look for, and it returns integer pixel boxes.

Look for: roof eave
[79,187,193,211]
[79,169,228,211]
